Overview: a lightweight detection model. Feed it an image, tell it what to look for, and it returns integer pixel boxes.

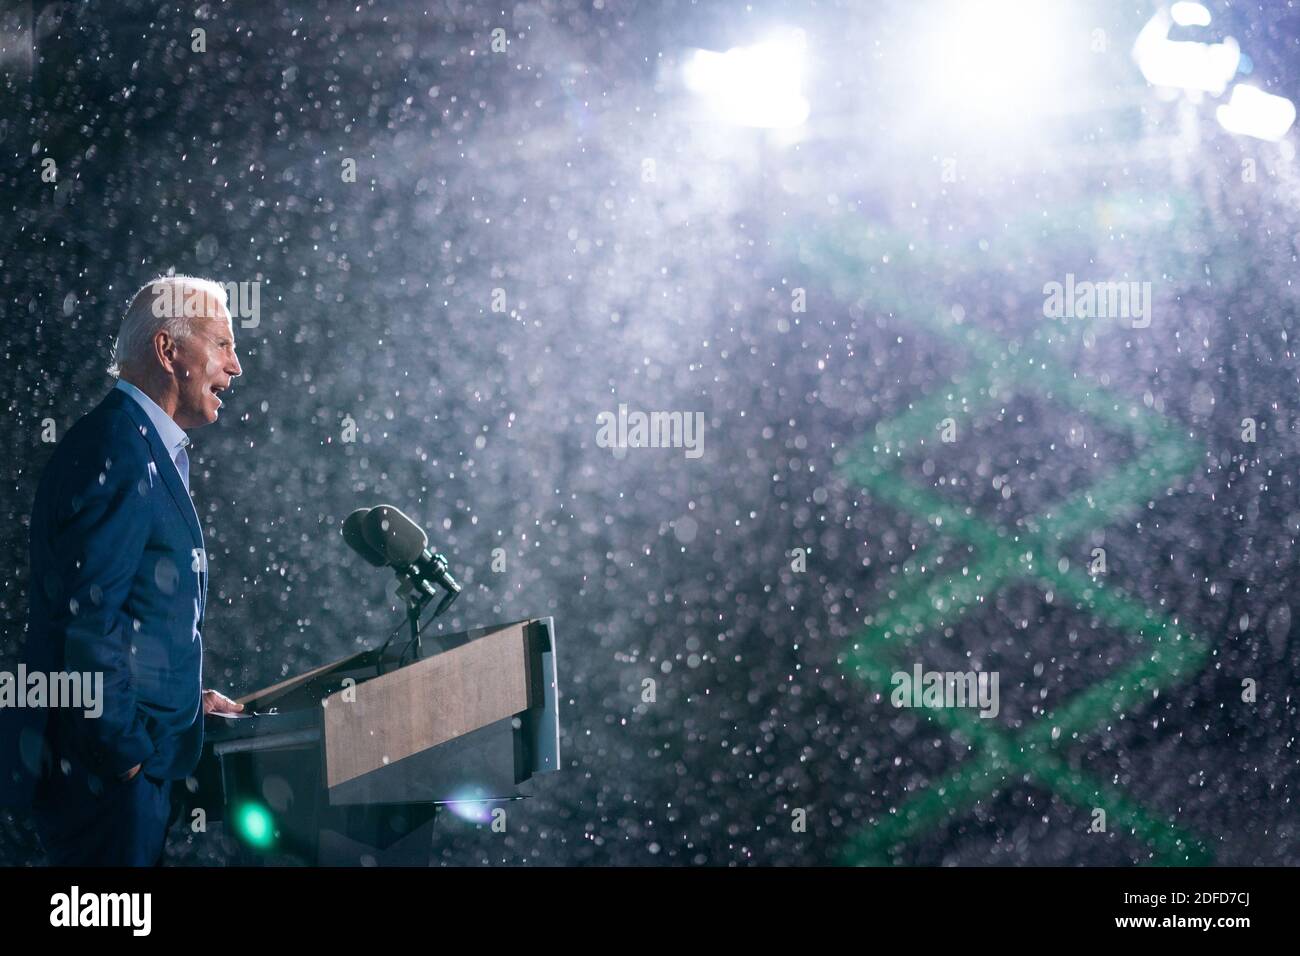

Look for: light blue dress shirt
[114,379,191,493]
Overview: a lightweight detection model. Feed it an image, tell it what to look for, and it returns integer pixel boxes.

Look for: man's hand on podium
[117,691,243,782]
[202,689,245,716]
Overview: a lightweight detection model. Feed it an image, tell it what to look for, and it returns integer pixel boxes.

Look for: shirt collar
[114,379,190,457]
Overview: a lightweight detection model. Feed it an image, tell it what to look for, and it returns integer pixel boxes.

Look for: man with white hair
[4,275,245,865]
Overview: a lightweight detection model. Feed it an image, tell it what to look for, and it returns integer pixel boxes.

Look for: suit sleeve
[49,426,158,777]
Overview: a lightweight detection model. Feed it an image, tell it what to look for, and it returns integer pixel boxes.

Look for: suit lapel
[106,388,204,552]
[104,389,208,631]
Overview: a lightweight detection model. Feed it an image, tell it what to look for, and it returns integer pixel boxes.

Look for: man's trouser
[33,765,173,867]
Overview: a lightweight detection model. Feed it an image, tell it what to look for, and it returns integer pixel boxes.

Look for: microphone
[340,503,463,667]
[360,504,426,565]
[341,508,386,567]
[356,504,462,610]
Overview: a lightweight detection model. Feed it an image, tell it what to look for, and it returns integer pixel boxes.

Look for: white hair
[107,274,230,379]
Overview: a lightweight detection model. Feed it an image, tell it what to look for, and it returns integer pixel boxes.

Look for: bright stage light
[1169,2,1212,28]
[682,29,810,129]
[445,799,495,824]
[234,801,276,849]
[913,0,1071,125]
[1216,84,1297,141]
[1133,8,1239,95]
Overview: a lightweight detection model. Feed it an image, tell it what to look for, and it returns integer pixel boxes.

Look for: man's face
[172,309,242,429]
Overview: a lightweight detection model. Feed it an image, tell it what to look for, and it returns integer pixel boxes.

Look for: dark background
[1,0,1297,864]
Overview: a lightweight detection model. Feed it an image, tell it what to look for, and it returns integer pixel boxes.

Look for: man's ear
[152,330,179,372]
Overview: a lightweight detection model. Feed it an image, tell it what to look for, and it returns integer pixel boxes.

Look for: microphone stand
[377,552,461,673]
[404,588,432,663]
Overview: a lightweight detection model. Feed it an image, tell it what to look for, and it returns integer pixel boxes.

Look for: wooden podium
[190,617,560,864]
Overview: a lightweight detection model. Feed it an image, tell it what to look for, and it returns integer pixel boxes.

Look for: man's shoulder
[42,392,154,486]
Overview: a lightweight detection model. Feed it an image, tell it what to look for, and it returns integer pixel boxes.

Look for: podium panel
[192,617,560,863]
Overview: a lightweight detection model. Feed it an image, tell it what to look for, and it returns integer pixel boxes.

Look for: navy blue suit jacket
[2,387,206,808]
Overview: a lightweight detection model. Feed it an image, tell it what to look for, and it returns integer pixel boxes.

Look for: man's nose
[228,352,243,378]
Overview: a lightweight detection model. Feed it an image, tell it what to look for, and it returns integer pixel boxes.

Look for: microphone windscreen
[341,508,387,566]
[362,504,429,566]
